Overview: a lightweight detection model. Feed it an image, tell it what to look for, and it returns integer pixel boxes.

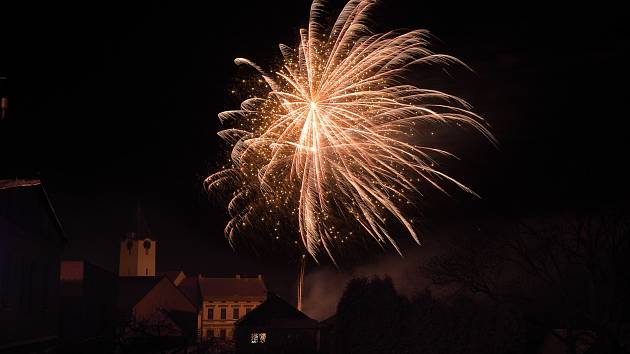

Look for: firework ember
[206,0,495,264]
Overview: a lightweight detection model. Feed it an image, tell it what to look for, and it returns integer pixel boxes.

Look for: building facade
[0,179,66,352]
[198,275,267,341]
[119,236,156,277]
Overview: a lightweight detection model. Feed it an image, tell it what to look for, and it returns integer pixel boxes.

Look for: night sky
[1,1,628,299]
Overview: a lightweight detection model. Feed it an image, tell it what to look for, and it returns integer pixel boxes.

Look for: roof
[0,179,41,190]
[0,178,66,242]
[236,293,319,329]
[160,271,186,286]
[199,276,267,301]
[178,276,201,309]
[117,276,163,314]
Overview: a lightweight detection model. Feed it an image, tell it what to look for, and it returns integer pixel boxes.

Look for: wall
[119,239,155,277]
[0,186,64,350]
[200,300,263,340]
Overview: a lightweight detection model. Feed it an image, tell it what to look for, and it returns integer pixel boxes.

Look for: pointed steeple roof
[136,202,151,239]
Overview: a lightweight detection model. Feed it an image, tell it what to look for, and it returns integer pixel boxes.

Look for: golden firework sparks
[206,0,495,264]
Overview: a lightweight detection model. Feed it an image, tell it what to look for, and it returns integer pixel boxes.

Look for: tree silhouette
[426,212,630,353]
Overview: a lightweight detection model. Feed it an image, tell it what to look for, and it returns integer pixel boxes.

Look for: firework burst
[206,0,495,264]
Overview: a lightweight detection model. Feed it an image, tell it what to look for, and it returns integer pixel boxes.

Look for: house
[59,260,117,352]
[234,293,319,354]
[197,274,267,341]
[117,276,198,341]
[0,179,66,352]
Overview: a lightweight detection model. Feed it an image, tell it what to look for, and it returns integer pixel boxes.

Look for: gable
[133,277,197,319]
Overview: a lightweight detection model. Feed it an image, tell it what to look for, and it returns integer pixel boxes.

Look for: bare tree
[426,212,630,353]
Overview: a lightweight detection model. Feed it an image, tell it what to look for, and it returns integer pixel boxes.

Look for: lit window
[233,307,240,319]
[251,332,267,344]
[220,308,227,320]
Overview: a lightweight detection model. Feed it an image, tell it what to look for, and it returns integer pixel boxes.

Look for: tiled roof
[198,276,267,301]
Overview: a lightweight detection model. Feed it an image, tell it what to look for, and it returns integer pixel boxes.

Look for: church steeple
[119,203,156,277]
[136,202,151,239]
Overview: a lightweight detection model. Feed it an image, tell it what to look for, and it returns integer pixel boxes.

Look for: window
[220,329,226,339]
[206,329,212,338]
[233,307,240,320]
[207,307,214,320]
[220,308,226,320]
[251,332,267,344]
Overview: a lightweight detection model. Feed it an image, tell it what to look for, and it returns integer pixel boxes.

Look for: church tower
[119,205,156,276]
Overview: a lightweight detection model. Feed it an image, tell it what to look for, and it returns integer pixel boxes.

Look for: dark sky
[1,1,628,296]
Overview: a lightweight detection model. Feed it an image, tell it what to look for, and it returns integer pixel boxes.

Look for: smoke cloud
[301,251,432,320]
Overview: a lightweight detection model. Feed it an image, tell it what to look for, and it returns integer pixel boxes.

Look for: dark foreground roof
[178,276,201,309]
[117,276,163,314]
[199,276,267,301]
[236,293,318,329]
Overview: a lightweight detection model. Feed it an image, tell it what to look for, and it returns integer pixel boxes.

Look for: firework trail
[206,0,495,264]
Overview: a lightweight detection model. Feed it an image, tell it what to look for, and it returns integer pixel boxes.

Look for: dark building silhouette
[0,179,66,352]
[318,315,336,354]
[59,260,117,352]
[235,293,319,354]
[117,275,198,336]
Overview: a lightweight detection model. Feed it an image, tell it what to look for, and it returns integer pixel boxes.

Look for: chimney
[235,274,241,279]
